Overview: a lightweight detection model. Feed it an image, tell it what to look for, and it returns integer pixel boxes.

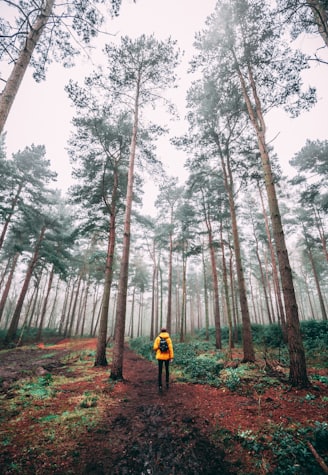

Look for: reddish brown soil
[0,339,327,475]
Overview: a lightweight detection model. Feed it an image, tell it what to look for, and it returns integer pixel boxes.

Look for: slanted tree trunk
[235,56,309,386]
[0,183,23,251]
[0,253,19,322]
[307,0,328,47]
[0,0,55,135]
[67,275,82,337]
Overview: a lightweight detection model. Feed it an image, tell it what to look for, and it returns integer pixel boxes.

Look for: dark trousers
[158,359,169,387]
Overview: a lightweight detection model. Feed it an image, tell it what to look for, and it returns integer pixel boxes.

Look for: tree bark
[206,215,222,349]
[258,185,286,333]
[37,265,54,341]
[307,0,328,47]
[166,209,174,334]
[5,225,46,343]
[307,247,327,320]
[0,183,23,251]
[215,134,255,362]
[95,167,118,366]
[0,253,19,322]
[0,0,55,134]
[235,55,309,386]
[110,78,140,381]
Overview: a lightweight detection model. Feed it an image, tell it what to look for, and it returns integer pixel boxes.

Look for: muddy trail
[1,339,327,474]
[75,347,232,475]
[0,341,235,475]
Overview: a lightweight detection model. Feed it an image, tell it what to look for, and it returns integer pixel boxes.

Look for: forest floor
[0,338,327,475]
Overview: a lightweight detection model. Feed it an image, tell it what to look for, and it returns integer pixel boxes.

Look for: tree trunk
[236,57,309,386]
[206,217,222,349]
[5,225,46,343]
[220,220,234,351]
[215,134,255,362]
[67,275,82,337]
[110,78,140,381]
[201,244,210,341]
[254,236,273,324]
[0,183,23,251]
[166,210,174,333]
[308,247,327,320]
[307,0,328,47]
[313,206,328,262]
[0,253,19,322]
[95,167,118,366]
[0,0,55,134]
[258,185,286,333]
[179,250,187,343]
[37,265,54,341]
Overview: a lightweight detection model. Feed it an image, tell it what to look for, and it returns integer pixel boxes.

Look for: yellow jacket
[153,331,174,360]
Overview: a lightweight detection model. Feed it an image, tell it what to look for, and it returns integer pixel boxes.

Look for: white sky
[3,0,328,210]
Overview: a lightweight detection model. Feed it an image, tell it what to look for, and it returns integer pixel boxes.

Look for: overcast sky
[3,0,328,208]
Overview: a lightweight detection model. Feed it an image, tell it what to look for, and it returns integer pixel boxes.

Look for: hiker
[153,327,174,390]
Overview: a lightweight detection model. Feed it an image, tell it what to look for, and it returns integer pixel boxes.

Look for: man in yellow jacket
[153,327,174,390]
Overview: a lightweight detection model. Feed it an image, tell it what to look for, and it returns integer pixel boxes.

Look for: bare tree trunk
[201,244,210,341]
[254,235,273,324]
[205,212,222,349]
[110,78,140,381]
[167,211,174,333]
[5,225,46,343]
[95,163,118,365]
[307,0,328,47]
[47,275,60,329]
[0,184,23,251]
[235,56,309,386]
[220,220,234,351]
[308,248,327,320]
[313,206,328,262]
[0,0,55,134]
[58,279,71,335]
[37,265,54,341]
[258,185,286,333]
[0,253,19,322]
[67,275,82,337]
[216,136,255,362]
[179,251,187,343]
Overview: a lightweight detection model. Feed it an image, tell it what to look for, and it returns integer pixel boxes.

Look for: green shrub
[184,355,222,383]
[129,337,154,360]
[224,368,241,391]
[300,320,328,342]
[172,342,197,365]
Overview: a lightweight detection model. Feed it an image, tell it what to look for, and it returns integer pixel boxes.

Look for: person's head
[161,327,167,333]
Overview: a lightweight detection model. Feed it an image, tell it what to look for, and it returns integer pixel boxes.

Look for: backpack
[159,336,169,352]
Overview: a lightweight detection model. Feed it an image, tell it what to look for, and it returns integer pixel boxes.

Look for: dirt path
[1,339,327,474]
[75,346,233,475]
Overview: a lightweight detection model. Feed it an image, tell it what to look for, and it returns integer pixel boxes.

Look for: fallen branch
[306,441,328,474]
